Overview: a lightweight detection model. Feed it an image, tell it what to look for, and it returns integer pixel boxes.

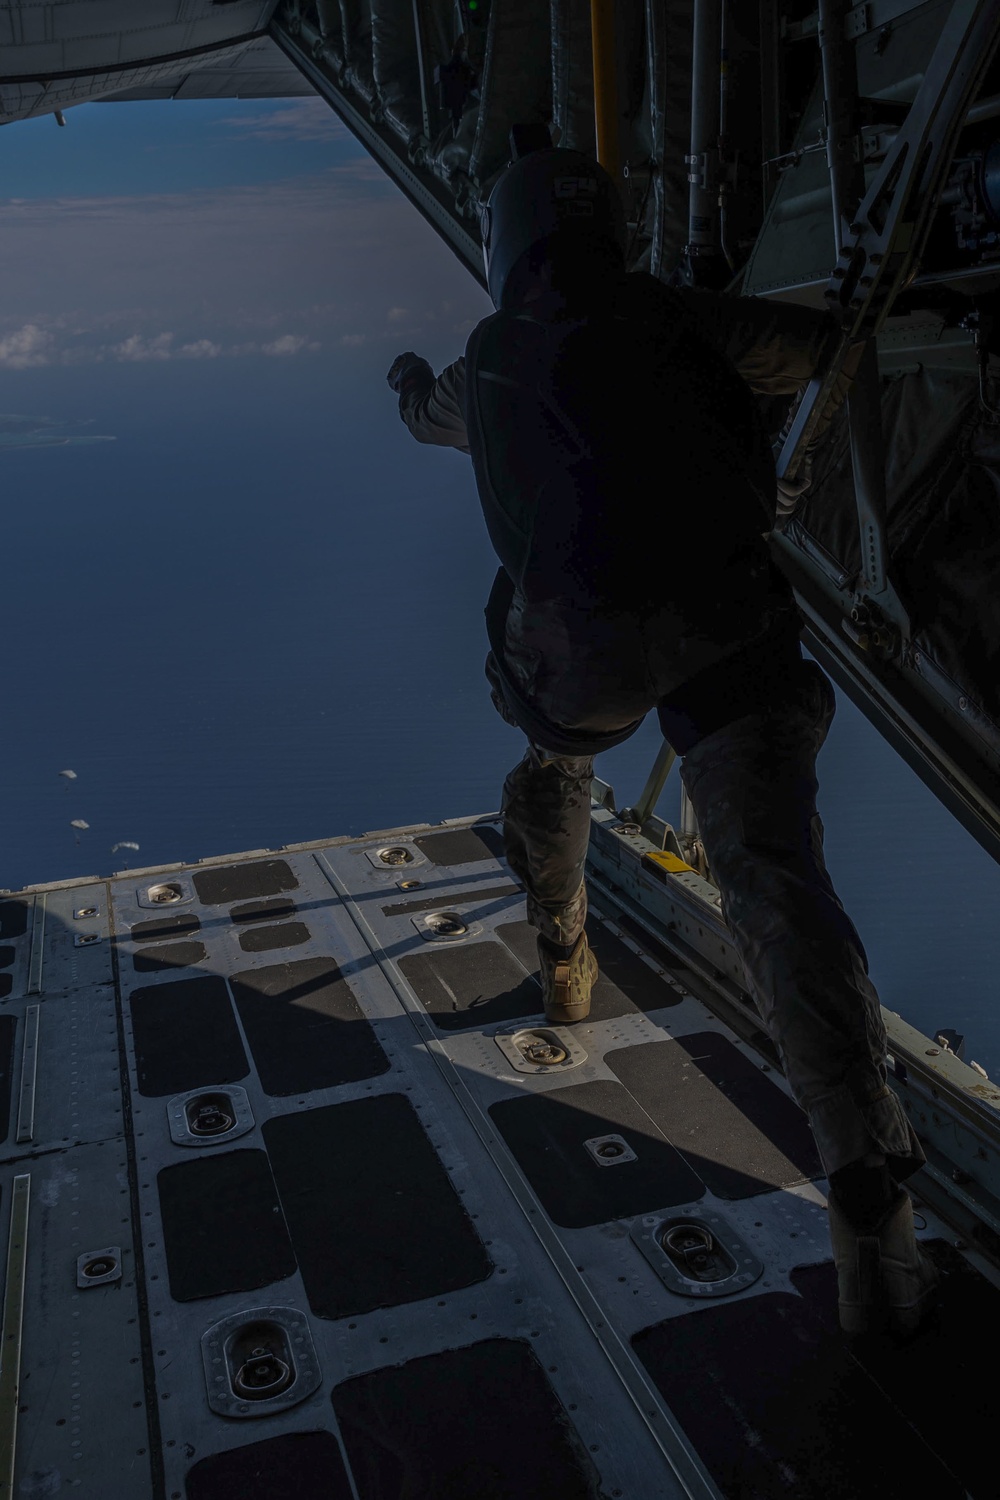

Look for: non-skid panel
[633,1250,981,1500]
[192,859,299,906]
[132,942,207,974]
[496,918,684,1020]
[332,1338,601,1500]
[130,914,201,944]
[489,1079,704,1228]
[158,1150,296,1302]
[398,941,541,1032]
[412,824,505,865]
[789,1249,1000,1500]
[186,1432,355,1500]
[229,958,390,1096]
[0,900,29,940]
[230,897,297,924]
[0,1016,15,1145]
[606,1034,820,1197]
[613,910,781,1063]
[381,882,518,917]
[129,977,248,1097]
[0,947,14,970]
[238,921,311,954]
[263,1093,491,1318]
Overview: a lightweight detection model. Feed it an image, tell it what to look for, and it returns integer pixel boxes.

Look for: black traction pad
[130,914,201,945]
[633,1239,998,1499]
[129,977,248,1097]
[489,1079,704,1228]
[0,947,14,970]
[185,1432,355,1500]
[132,941,207,973]
[790,1249,1000,1498]
[0,1016,15,1146]
[229,957,390,1095]
[381,881,519,917]
[412,824,506,865]
[398,941,541,1032]
[0,900,29,940]
[192,859,299,905]
[159,1149,296,1301]
[612,912,781,1062]
[238,921,310,954]
[331,1338,603,1499]
[263,1093,491,1318]
[496,917,684,1020]
[606,1034,820,1196]
[229,897,297,923]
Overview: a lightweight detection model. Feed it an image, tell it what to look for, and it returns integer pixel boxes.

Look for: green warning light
[468,1,478,9]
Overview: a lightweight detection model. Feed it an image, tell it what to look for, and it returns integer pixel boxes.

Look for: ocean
[3,349,999,1076]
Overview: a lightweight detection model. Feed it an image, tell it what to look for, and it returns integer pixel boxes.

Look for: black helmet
[480,136,627,310]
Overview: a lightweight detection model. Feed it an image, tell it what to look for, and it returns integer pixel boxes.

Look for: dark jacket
[397,273,845,752]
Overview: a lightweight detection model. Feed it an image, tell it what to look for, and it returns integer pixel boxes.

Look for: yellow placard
[643,850,697,875]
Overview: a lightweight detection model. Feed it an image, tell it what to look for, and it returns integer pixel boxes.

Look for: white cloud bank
[0,323,52,368]
[0,325,321,369]
[219,99,348,144]
[0,162,493,373]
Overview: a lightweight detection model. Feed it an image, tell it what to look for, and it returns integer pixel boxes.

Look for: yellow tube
[591,0,619,174]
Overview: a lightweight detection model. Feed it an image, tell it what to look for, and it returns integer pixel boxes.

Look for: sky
[0,96,487,383]
[0,91,506,884]
[2,86,1000,1074]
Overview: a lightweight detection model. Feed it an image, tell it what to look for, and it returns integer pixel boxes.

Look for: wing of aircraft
[0,2,311,122]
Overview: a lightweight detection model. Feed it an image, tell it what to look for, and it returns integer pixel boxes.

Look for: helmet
[480,142,627,310]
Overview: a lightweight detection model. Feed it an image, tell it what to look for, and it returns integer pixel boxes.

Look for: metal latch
[233,1346,293,1400]
[661,1224,732,1282]
[168,1085,254,1147]
[202,1306,321,1418]
[584,1133,637,1167]
[495,1025,587,1075]
[631,1210,763,1298]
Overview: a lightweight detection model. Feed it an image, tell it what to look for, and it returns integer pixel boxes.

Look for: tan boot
[828,1185,939,1336]
[537,933,598,1024]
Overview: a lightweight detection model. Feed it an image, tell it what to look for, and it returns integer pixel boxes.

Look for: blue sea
[3,350,1000,1077]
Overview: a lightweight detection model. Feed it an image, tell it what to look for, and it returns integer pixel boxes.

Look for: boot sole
[543,1001,591,1025]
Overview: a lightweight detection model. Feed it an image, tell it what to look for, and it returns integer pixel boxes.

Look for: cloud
[177,339,223,359]
[0,323,319,367]
[219,99,348,144]
[112,332,174,362]
[0,165,493,372]
[111,334,226,362]
[260,334,314,356]
[0,324,53,368]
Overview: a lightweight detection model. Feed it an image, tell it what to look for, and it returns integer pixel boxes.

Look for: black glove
[776,457,813,518]
[386,351,432,395]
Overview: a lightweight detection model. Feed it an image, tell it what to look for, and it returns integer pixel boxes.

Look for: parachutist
[387,126,936,1337]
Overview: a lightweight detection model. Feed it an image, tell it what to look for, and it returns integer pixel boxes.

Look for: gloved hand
[776,458,813,518]
[386,351,432,394]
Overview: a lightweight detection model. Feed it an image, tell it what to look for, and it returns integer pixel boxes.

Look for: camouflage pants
[679,661,924,1181]
[493,648,925,1182]
[501,743,593,946]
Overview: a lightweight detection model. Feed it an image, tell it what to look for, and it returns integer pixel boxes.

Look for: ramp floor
[0,814,995,1498]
